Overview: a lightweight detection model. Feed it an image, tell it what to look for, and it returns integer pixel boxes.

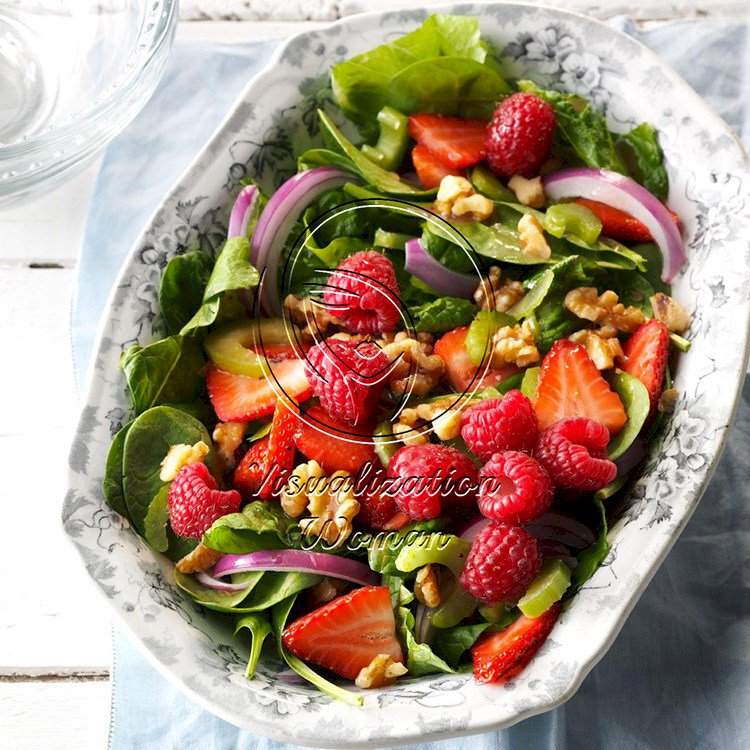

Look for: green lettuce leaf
[607,371,650,460]
[202,501,294,554]
[431,622,490,667]
[102,420,134,518]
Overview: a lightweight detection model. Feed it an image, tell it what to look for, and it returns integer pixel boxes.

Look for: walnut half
[490,320,540,368]
[473,266,525,313]
[355,654,408,689]
[415,564,441,608]
[564,287,646,334]
[568,329,625,370]
[650,292,691,333]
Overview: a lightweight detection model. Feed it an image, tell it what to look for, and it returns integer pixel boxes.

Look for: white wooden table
[0,2,746,747]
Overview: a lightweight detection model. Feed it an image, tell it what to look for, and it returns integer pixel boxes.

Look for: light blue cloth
[71,20,750,750]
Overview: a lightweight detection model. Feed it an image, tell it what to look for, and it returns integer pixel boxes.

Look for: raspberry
[484,93,556,178]
[323,251,401,334]
[535,417,617,491]
[478,451,554,524]
[460,523,542,603]
[461,390,538,460]
[387,444,479,520]
[304,338,389,425]
[168,462,241,539]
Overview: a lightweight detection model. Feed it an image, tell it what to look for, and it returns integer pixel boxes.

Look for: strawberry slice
[355,467,410,531]
[434,327,519,393]
[282,586,403,680]
[408,114,487,169]
[294,405,377,475]
[620,319,669,416]
[233,436,269,498]
[206,360,311,422]
[411,144,464,190]
[574,199,679,245]
[472,603,560,683]
[533,340,627,435]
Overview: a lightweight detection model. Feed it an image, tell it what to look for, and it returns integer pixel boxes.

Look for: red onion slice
[526,511,596,550]
[195,571,251,593]
[404,238,478,299]
[227,184,260,240]
[544,168,685,282]
[212,549,379,586]
[250,167,350,315]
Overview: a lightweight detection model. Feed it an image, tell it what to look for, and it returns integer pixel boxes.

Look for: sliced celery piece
[518,558,571,618]
[469,164,515,201]
[669,332,691,352]
[395,533,470,576]
[543,203,602,245]
[361,106,410,172]
[465,310,515,366]
[373,228,414,250]
[520,366,540,399]
[373,421,400,467]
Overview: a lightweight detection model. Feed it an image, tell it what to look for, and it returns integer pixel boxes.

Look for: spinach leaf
[173,569,264,612]
[569,496,609,594]
[240,572,322,612]
[330,14,491,131]
[120,335,205,415]
[385,576,454,677]
[387,57,509,122]
[618,122,669,201]
[158,250,214,335]
[318,110,436,197]
[591,266,655,317]
[298,147,360,175]
[632,242,671,295]
[518,81,626,174]
[271,594,363,705]
[182,237,260,333]
[202,501,295,554]
[143,485,170,553]
[431,622,490,668]
[607,371,650,460]
[421,222,477,274]
[445,220,552,265]
[122,406,216,536]
[408,297,477,332]
[102,421,134,518]
[530,256,593,351]
[234,613,272,679]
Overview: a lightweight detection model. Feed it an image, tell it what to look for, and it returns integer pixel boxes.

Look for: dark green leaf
[241,572,322,612]
[618,122,669,200]
[202,501,295,554]
[570,496,609,593]
[102,421,134,518]
[158,251,214,335]
[173,569,264,612]
[143,485,170,553]
[607,371,650,460]
[432,622,490,667]
[408,297,477,332]
[120,335,205,415]
[518,81,626,174]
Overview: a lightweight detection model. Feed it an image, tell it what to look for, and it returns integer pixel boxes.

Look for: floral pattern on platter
[62,3,750,747]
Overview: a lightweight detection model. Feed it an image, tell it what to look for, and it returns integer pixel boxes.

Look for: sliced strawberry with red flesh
[206,360,311,422]
[472,603,560,684]
[533,340,627,435]
[282,585,403,680]
[354,467,410,531]
[294,405,377,475]
[258,401,297,499]
[408,114,487,169]
[434,327,519,393]
[620,319,669,416]
[574,198,679,245]
[411,144,464,190]
[233,436,269,499]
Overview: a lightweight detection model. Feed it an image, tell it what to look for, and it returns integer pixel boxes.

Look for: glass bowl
[0,0,177,207]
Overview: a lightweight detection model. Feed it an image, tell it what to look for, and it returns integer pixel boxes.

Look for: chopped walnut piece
[307,578,348,607]
[490,320,540,369]
[650,292,691,333]
[159,441,209,482]
[658,388,679,414]
[473,265,525,313]
[355,654,408,689]
[392,407,430,446]
[212,422,246,473]
[568,329,625,370]
[508,175,545,209]
[415,398,463,441]
[175,543,222,574]
[564,287,646,334]
[415,564,441,608]
[378,331,445,397]
[281,460,326,519]
[297,469,360,547]
[283,294,343,339]
[435,175,493,221]
[518,213,551,259]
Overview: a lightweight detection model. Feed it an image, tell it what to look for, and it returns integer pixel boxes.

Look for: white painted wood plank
[0,681,110,750]
[0,268,111,670]
[0,160,100,265]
